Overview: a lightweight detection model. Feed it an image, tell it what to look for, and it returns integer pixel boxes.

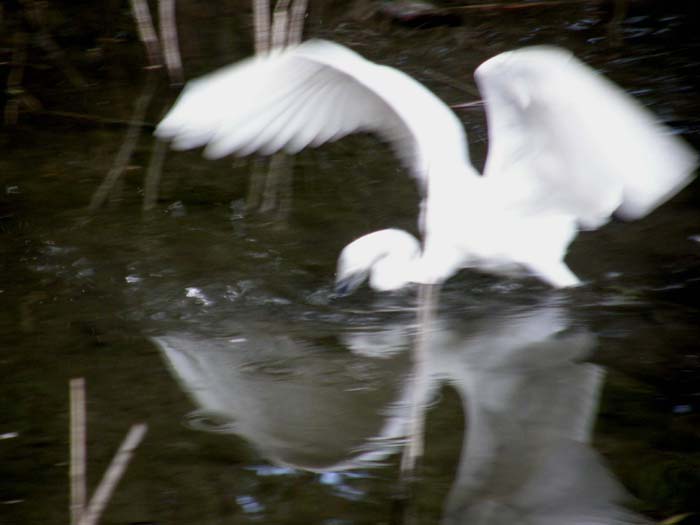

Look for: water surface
[1,2,699,524]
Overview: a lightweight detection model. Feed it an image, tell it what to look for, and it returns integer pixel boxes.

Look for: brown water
[1,1,699,524]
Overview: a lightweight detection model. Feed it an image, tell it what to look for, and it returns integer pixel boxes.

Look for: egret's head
[335,229,421,295]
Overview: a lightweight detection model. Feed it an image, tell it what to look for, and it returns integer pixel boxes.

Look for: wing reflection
[154,325,415,471]
[427,309,644,525]
[153,302,647,524]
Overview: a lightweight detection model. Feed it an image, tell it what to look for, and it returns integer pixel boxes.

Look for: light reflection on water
[1,1,699,524]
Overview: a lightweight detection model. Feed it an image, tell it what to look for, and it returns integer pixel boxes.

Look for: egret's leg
[400,282,439,478]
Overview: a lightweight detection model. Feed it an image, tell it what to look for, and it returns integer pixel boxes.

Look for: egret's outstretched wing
[476,46,697,228]
[156,39,471,190]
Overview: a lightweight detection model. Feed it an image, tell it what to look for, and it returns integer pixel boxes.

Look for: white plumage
[156,40,697,291]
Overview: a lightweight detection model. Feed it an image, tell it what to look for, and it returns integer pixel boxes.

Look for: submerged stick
[274,153,294,223]
[143,138,168,211]
[69,378,87,525]
[260,151,294,216]
[246,157,267,212]
[77,423,148,525]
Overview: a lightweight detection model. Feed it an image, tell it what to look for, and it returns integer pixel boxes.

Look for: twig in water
[246,158,267,212]
[274,153,294,223]
[70,378,87,525]
[247,0,273,212]
[77,424,148,525]
[246,0,307,219]
[260,151,294,215]
[130,0,163,68]
[89,77,157,211]
[90,0,166,210]
[158,0,184,84]
[143,138,168,211]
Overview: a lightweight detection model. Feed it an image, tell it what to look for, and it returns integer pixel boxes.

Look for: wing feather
[475,46,697,227]
[201,65,332,158]
[156,39,471,190]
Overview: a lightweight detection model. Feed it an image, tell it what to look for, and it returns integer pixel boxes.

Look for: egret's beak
[334,271,367,296]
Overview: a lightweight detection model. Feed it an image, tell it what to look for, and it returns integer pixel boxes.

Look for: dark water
[1,2,699,524]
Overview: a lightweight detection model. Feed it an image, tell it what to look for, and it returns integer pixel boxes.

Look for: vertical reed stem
[158,0,184,83]
[70,378,87,525]
[130,0,162,67]
[253,0,271,54]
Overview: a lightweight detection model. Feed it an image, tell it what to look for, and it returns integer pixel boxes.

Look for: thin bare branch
[130,0,163,68]
[421,67,480,98]
[452,0,603,10]
[38,109,153,127]
[77,424,148,525]
[450,100,484,109]
[70,378,87,525]
[158,0,184,84]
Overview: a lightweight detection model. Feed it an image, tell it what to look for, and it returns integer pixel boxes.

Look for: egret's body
[156,40,697,291]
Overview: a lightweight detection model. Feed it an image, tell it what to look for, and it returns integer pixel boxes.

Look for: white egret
[155,40,697,291]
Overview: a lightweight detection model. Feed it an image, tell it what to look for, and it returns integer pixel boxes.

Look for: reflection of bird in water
[153,302,648,524]
[345,304,650,525]
[156,40,696,290]
[429,312,635,525]
[153,324,416,472]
